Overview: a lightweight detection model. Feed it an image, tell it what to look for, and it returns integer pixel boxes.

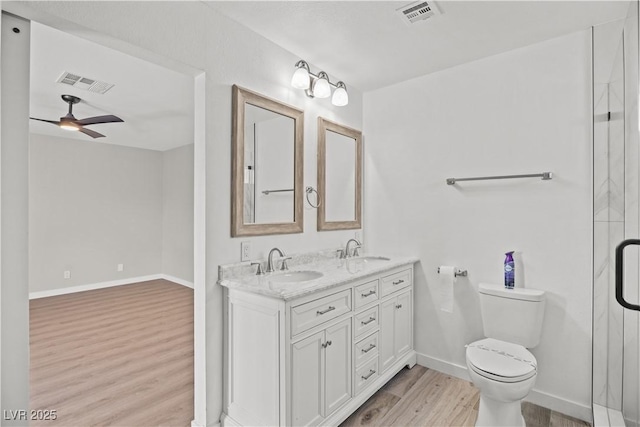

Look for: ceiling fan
[30,94,124,139]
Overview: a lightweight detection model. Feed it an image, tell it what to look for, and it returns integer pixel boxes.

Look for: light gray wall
[29,134,164,292]
[364,31,593,420]
[162,144,194,282]
[29,136,195,292]
[1,12,30,426]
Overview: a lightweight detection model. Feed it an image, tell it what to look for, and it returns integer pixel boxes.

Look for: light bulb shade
[313,74,331,99]
[59,120,79,131]
[291,66,310,90]
[331,83,349,106]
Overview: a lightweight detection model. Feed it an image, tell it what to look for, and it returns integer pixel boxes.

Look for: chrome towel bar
[446,172,552,185]
[261,188,294,195]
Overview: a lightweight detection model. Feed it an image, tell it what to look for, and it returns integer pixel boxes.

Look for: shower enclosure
[593,2,640,426]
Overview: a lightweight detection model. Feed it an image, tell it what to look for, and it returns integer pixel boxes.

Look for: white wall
[3,2,364,426]
[162,144,194,282]
[29,134,164,292]
[364,31,593,419]
[29,136,195,293]
[1,12,31,426]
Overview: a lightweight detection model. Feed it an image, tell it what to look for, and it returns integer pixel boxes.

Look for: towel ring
[305,186,321,209]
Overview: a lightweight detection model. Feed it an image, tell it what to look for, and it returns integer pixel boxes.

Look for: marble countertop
[218,254,418,301]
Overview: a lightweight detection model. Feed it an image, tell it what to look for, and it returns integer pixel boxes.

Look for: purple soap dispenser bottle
[504,251,515,289]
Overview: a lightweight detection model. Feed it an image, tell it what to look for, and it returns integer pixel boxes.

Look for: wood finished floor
[341,365,591,427]
[29,279,194,427]
[31,281,589,427]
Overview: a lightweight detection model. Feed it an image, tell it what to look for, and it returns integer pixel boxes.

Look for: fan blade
[78,127,105,139]
[30,117,61,125]
[76,115,123,126]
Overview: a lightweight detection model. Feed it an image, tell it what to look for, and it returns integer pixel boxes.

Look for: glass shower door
[620,2,640,425]
[593,2,640,425]
[616,239,640,427]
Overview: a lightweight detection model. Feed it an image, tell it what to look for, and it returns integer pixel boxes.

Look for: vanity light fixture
[291,60,311,89]
[332,82,349,107]
[291,60,349,106]
[313,72,331,99]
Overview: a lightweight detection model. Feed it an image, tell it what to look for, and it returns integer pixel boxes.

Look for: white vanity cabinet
[221,262,416,427]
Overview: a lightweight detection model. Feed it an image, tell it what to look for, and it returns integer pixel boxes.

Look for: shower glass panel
[593,2,640,425]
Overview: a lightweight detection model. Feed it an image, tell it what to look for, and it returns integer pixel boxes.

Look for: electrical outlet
[241,241,251,262]
[63,270,71,279]
[117,263,124,272]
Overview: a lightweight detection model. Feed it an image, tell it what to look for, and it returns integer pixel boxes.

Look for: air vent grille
[56,71,114,94]
[396,1,441,25]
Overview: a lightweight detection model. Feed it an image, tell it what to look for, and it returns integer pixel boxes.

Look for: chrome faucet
[344,238,362,258]
[267,247,290,273]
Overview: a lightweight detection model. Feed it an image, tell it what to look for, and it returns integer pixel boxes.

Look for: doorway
[1,11,206,427]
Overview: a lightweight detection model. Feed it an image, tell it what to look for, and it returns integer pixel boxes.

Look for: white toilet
[466,283,546,427]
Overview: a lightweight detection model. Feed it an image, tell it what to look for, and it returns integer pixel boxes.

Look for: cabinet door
[292,331,324,426]
[324,319,352,415]
[394,290,412,357]
[379,296,397,372]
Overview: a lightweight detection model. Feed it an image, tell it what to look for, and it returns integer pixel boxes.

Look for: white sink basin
[350,256,390,263]
[269,270,324,283]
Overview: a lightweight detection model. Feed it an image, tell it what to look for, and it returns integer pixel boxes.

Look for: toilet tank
[479,283,546,348]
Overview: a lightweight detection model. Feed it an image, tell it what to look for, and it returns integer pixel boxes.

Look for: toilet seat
[466,338,537,383]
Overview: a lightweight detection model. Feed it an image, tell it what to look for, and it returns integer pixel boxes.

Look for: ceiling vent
[56,71,114,94]
[396,1,441,25]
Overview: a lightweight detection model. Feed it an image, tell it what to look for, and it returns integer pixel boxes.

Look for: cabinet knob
[396,304,403,309]
[322,340,333,348]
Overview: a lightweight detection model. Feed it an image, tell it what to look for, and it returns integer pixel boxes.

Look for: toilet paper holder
[437,267,468,277]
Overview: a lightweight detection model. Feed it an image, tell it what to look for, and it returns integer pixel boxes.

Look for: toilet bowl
[466,338,537,426]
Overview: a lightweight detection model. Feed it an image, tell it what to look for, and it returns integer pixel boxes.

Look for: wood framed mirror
[317,117,362,231]
[231,85,304,237]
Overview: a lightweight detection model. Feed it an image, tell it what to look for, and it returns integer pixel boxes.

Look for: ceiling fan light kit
[59,121,79,131]
[30,94,124,139]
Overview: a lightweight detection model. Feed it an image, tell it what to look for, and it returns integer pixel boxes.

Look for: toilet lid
[466,338,537,383]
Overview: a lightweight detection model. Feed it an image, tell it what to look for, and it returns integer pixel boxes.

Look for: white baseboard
[417,352,470,381]
[163,274,194,289]
[526,389,592,423]
[29,273,194,299]
[189,419,219,427]
[416,351,592,423]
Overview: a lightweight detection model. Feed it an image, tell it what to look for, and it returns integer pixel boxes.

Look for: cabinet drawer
[354,306,378,339]
[291,289,351,336]
[354,332,379,368]
[380,269,412,297]
[354,280,379,310]
[355,357,379,395]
